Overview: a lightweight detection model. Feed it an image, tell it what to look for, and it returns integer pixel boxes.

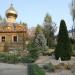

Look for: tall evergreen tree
[43,13,56,48]
[55,20,72,60]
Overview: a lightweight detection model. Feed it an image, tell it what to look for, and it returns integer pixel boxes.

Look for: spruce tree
[27,40,39,60]
[55,20,72,60]
[27,25,48,60]
[34,25,48,53]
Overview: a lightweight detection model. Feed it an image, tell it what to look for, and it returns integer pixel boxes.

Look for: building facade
[0,4,27,52]
[68,29,75,39]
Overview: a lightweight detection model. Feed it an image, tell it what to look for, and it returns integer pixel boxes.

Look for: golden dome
[6,4,18,18]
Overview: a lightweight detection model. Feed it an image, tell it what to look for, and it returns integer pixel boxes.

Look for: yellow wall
[7,16,16,23]
[0,32,26,52]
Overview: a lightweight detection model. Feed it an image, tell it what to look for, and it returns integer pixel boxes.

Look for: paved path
[35,56,75,65]
[0,63,27,75]
[0,56,75,75]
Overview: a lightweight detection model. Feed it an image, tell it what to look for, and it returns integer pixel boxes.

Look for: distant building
[0,4,27,52]
[68,29,75,39]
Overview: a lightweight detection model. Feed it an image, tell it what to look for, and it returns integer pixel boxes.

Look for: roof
[0,22,18,26]
[0,22,26,32]
[6,4,17,17]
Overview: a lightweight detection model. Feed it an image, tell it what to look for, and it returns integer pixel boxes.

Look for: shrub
[55,63,72,70]
[21,56,35,63]
[66,63,72,70]
[0,52,37,64]
[71,64,75,74]
[43,63,55,72]
[0,52,19,64]
[71,68,75,75]
[7,53,19,64]
[0,52,8,63]
[28,63,45,75]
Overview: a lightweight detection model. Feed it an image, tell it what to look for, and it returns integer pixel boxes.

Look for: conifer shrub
[27,63,45,75]
[43,63,55,72]
[55,20,72,60]
[20,55,35,63]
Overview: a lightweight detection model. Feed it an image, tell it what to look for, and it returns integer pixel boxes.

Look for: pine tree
[55,20,72,60]
[43,13,56,48]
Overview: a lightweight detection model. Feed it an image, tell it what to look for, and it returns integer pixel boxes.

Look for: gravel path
[35,56,75,65]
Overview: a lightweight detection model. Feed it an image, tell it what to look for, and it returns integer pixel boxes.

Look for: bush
[55,63,72,70]
[7,54,19,64]
[28,63,45,75]
[0,52,19,64]
[0,52,37,64]
[71,63,75,74]
[0,52,8,63]
[43,63,55,72]
[66,63,72,70]
[21,56,35,63]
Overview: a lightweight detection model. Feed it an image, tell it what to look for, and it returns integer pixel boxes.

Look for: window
[2,36,5,42]
[12,36,18,42]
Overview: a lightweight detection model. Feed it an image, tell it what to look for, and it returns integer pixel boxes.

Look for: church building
[0,4,27,52]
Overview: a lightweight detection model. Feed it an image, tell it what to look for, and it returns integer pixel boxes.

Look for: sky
[0,0,73,34]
